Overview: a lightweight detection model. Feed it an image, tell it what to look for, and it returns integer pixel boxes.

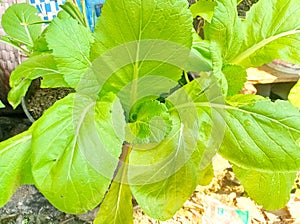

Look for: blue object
[28,0,105,31]
[76,0,105,31]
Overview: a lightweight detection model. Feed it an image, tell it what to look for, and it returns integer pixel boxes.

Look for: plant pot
[21,80,74,122]
[266,59,300,75]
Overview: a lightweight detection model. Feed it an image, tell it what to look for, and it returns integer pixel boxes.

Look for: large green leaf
[90,0,193,113]
[232,0,300,66]
[232,165,297,210]
[45,16,93,87]
[205,0,300,98]
[8,54,69,108]
[130,146,202,220]
[220,95,300,209]
[31,93,126,213]
[95,145,133,224]
[209,0,300,67]
[1,3,42,49]
[0,129,32,207]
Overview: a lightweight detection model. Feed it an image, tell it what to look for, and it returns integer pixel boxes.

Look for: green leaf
[222,95,300,170]
[8,54,69,108]
[207,0,300,68]
[218,0,300,67]
[126,99,172,144]
[220,95,300,209]
[233,164,296,210]
[0,36,27,53]
[95,145,133,224]
[31,93,126,213]
[189,0,217,22]
[170,76,227,166]
[222,64,247,96]
[45,17,93,87]
[32,32,50,53]
[95,182,133,224]
[7,79,31,109]
[1,3,42,49]
[206,0,244,67]
[288,80,300,108]
[128,77,225,220]
[128,105,199,219]
[59,2,87,27]
[0,100,4,108]
[0,129,32,207]
[186,39,212,72]
[90,0,193,112]
[130,147,202,220]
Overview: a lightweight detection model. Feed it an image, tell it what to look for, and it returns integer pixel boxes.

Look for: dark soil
[0,185,96,224]
[25,86,74,121]
[0,117,30,141]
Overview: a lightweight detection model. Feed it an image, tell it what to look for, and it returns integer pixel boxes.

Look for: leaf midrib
[231,29,300,64]
[175,102,300,134]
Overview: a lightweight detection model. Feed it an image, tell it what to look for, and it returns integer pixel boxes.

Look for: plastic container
[267,59,300,75]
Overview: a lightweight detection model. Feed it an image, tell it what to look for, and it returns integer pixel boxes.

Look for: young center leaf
[0,129,33,207]
[31,93,126,213]
[219,95,300,209]
[126,99,172,144]
[1,3,42,51]
[90,0,193,112]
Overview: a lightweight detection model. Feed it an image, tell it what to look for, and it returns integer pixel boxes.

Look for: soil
[0,185,89,224]
[0,116,30,141]
[25,85,74,121]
